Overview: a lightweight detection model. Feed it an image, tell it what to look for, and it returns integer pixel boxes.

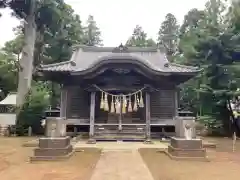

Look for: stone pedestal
[45,117,67,137]
[30,118,73,161]
[87,138,96,144]
[166,116,207,161]
[30,136,73,161]
[175,116,196,138]
[167,137,207,161]
[0,125,8,136]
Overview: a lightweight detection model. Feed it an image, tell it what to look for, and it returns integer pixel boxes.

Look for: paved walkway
[90,150,154,180]
[74,140,168,151]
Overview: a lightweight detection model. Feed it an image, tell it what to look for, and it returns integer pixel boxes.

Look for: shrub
[197,115,225,136]
[16,83,50,135]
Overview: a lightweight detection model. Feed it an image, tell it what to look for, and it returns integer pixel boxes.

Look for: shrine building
[38,44,200,141]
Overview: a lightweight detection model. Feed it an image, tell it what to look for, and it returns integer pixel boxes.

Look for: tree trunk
[226,99,240,136]
[16,0,36,107]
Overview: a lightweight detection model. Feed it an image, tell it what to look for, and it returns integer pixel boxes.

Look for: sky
[0,0,208,47]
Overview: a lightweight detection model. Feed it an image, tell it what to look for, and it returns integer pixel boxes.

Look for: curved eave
[37,59,201,77]
[38,61,76,72]
[70,59,201,76]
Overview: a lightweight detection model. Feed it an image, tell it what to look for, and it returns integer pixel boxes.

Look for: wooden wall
[66,86,90,119]
[150,90,176,119]
[65,87,177,121]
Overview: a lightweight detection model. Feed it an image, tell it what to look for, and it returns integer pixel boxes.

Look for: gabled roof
[39,45,201,75]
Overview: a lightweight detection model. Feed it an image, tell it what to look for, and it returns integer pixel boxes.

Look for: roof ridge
[170,63,199,69]
[40,61,72,67]
[74,44,159,52]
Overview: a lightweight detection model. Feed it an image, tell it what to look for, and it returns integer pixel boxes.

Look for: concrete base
[30,136,73,162]
[167,137,208,161]
[30,151,75,162]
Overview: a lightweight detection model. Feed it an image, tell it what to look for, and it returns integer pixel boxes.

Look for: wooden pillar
[145,92,152,143]
[60,86,68,118]
[119,95,123,130]
[88,92,96,143]
[174,88,181,138]
[174,88,179,116]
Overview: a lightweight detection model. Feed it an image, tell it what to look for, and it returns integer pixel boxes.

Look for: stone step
[95,126,145,129]
[94,134,145,140]
[34,145,73,157]
[30,151,74,162]
[168,146,206,158]
[95,133,145,136]
[95,131,145,135]
[95,131,145,134]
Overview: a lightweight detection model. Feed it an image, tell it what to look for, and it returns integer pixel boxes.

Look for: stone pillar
[145,92,152,143]
[175,116,196,138]
[167,116,206,161]
[88,92,96,144]
[60,86,68,118]
[45,117,67,137]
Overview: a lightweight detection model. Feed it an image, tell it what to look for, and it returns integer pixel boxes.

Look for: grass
[139,137,240,180]
[0,137,101,180]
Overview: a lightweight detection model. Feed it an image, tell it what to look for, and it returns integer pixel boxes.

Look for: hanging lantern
[104,93,109,111]
[128,97,133,112]
[139,91,144,108]
[100,91,104,109]
[133,94,138,111]
[110,96,115,113]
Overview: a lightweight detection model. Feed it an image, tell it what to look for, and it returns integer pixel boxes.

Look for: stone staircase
[94,124,146,141]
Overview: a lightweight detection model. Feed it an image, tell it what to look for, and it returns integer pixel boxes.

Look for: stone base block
[168,145,206,157]
[30,151,74,162]
[34,145,73,157]
[39,136,71,148]
[167,137,208,161]
[143,139,154,144]
[87,138,96,144]
[170,137,202,149]
[30,136,73,162]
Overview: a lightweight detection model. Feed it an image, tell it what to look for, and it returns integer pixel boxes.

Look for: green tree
[157,13,179,61]
[1,0,86,108]
[126,25,156,47]
[82,15,102,46]
[0,51,17,97]
[0,0,72,106]
[178,0,240,135]
[16,82,50,135]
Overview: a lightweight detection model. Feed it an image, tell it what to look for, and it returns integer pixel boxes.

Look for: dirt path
[90,150,154,180]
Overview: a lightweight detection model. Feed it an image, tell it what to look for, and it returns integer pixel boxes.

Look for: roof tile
[39,45,200,74]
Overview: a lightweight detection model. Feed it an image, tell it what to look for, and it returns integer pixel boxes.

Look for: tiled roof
[39,45,200,74]
[40,61,74,72]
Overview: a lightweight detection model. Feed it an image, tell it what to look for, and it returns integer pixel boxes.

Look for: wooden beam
[84,84,156,92]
